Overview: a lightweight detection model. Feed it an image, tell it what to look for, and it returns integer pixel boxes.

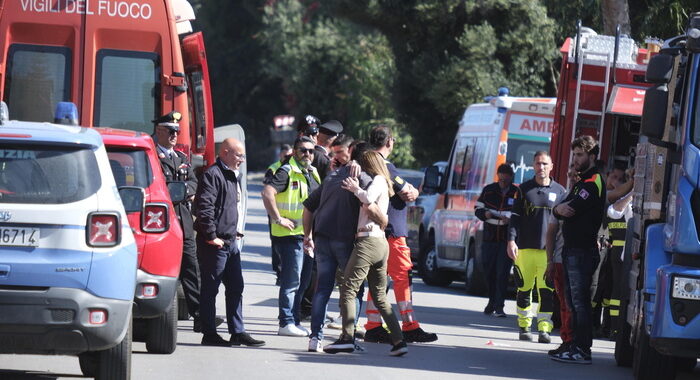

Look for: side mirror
[119,186,145,213]
[641,84,668,140]
[646,53,674,84]
[422,165,442,195]
[167,181,187,204]
[687,12,700,53]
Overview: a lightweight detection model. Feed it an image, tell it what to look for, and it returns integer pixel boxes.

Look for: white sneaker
[308,337,322,352]
[279,324,309,337]
[326,315,343,330]
[296,324,311,336]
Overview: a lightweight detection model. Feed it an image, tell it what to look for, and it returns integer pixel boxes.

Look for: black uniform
[312,145,331,180]
[157,146,200,321]
[554,165,606,354]
[594,212,627,336]
[508,179,566,249]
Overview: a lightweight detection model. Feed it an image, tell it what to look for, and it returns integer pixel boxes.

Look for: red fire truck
[549,23,658,182]
[0,0,216,169]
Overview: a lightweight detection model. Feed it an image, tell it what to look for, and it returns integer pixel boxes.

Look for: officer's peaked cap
[153,111,182,130]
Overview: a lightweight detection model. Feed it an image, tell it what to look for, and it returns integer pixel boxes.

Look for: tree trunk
[601,0,631,35]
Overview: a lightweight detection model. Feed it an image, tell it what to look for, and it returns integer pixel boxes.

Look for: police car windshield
[106,149,152,189]
[0,144,100,204]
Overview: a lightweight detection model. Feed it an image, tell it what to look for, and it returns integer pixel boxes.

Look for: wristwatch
[274,217,283,225]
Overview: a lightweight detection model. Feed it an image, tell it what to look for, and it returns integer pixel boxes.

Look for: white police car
[0,103,138,380]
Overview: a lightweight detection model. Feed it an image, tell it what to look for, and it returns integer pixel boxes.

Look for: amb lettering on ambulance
[420,94,555,291]
[0,0,216,170]
[21,0,153,19]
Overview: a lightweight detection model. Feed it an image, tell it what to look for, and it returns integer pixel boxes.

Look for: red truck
[0,0,216,170]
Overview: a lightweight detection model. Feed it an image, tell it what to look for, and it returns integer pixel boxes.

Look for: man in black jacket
[152,111,203,330]
[194,138,265,347]
[551,135,606,364]
[475,163,518,318]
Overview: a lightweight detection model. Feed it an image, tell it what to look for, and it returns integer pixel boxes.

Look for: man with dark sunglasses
[263,136,321,337]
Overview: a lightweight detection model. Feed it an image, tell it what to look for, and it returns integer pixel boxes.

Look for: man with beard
[551,135,606,365]
[262,136,321,337]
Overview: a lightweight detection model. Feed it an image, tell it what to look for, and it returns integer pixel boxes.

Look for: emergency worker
[507,152,566,343]
[595,168,633,339]
[475,163,518,318]
[152,111,206,331]
[362,125,438,344]
[262,136,321,337]
[551,135,606,364]
[266,143,293,284]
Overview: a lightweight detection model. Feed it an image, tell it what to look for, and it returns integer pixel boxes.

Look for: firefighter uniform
[508,178,566,337]
[595,211,627,337]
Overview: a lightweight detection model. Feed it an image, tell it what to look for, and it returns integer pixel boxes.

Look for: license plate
[0,227,39,247]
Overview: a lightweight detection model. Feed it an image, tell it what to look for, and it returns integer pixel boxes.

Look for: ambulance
[418,90,555,293]
[0,0,216,170]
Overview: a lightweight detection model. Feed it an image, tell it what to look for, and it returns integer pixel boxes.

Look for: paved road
[1,175,697,380]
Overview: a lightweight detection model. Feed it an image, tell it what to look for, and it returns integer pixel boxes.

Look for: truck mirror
[687,12,700,53]
[118,186,145,213]
[167,181,187,204]
[422,165,442,195]
[645,54,674,84]
[640,84,668,140]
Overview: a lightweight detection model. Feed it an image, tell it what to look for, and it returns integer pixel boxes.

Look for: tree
[601,0,631,35]
[327,0,559,165]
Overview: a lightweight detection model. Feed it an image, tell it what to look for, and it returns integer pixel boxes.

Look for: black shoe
[551,346,592,364]
[390,340,408,357]
[403,327,438,343]
[538,331,551,344]
[494,309,507,318]
[519,327,533,341]
[483,305,495,316]
[201,333,230,347]
[364,326,392,344]
[548,341,571,357]
[230,332,266,347]
[193,315,225,333]
[323,336,355,354]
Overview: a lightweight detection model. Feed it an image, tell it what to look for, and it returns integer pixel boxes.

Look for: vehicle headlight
[672,276,700,300]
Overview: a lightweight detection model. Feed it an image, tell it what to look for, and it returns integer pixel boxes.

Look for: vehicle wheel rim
[466,256,474,282]
[426,248,437,272]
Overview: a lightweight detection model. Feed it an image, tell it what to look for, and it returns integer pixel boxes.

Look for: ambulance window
[187,71,207,150]
[4,44,71,122]
[450,137,474,190]
[94,49,160,133]
[466,137,492,190]
[506,138,549,184]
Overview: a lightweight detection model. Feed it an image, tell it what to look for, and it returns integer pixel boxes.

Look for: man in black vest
[152,111,208,331]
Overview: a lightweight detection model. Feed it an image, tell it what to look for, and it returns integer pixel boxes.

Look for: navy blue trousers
[198,236,245,335]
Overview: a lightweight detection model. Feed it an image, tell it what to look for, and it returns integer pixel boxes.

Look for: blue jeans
[310,236,363,339]
[481,241,512,311]
[197,237,245,335]
[562,247,600,351]
[274,236,313,327]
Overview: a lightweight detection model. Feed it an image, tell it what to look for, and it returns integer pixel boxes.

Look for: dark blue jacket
[194,158,240,243]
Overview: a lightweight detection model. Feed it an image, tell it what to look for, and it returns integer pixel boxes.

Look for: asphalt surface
[0,174,698,379]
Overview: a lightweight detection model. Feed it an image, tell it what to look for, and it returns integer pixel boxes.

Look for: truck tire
[146,294,178,354]
[676,357,696,372]
[632,315,676,380]
[614,299,634,367]
[464,243,486,295]
[177,281,189,320]
[418,235,453,287]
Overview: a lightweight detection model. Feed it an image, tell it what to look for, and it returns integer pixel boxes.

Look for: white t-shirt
[353,174,389,238]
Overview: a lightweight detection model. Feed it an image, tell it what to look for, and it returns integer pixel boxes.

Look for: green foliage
[631,0,694,40]
[260,0,415,165]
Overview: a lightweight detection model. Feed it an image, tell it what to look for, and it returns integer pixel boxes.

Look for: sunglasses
[298,148,315,154]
